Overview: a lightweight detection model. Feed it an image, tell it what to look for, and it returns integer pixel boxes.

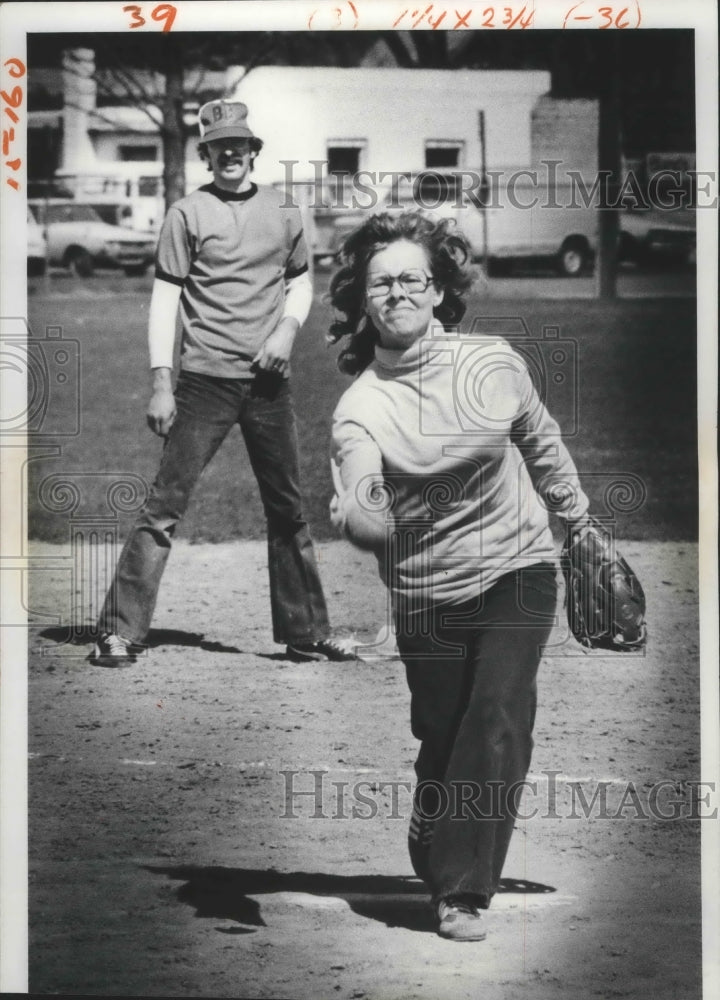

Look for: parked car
[619,208,696,269]
[27,206,48,276]
[27,200,156,276]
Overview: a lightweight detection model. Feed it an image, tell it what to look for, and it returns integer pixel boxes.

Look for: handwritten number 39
[123,4,177,32]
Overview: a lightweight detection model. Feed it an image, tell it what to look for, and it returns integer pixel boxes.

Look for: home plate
[263,892,350,911]
[250,891,575,912]
[490,892,576,911]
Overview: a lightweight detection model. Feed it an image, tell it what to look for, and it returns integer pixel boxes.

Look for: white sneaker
[437,897,487,941]
[89,632,137,668]
[285,639,358,662]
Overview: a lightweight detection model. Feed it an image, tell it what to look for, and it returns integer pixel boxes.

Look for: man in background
[91,100,354,667]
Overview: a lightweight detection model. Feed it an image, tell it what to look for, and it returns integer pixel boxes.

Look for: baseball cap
[198,100,255,142]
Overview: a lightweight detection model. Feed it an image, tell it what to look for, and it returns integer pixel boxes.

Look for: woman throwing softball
[328,210,591,942]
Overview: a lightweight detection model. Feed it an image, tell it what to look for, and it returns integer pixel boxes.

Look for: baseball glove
[561,517,647,652]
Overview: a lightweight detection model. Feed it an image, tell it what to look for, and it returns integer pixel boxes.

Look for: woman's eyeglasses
[366,270,432,298]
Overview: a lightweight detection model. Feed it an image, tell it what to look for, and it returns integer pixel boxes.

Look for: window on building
[118,145,159,162]
[425,141,464,170]
[326,140,367,201]
[138,176,162,197]
[327,142,365,177]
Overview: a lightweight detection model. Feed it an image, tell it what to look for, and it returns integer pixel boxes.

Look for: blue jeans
[98,370,330,646]
[397,563,559,907]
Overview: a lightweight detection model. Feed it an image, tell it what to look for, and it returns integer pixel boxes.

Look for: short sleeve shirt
[155,183,308,378]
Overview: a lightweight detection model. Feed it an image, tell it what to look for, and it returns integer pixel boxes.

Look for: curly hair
[327,210,476,376]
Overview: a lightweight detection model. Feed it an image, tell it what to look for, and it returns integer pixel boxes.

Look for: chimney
[59,48,98,172]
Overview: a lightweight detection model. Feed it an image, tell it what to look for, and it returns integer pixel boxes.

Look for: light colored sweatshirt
[331,324,590,612]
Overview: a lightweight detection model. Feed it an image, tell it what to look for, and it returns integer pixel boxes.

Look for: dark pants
[397,563,559,908]
[98,370,330,646]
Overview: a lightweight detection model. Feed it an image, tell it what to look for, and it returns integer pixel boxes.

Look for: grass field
[27,274,697,542]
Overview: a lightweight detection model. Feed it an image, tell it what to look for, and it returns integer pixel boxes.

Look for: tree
[29,31,384,213]
[66,32,290,213]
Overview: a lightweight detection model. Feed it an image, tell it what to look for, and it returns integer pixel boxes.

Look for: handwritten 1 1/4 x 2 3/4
[391,3,641,30]
[2,57,25,192]
[393,6,533,29]
[306,2,642,31]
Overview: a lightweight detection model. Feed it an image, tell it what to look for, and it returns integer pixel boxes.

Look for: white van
[53,160,210,234]
[301,171,598,276]
[388,173,598,276]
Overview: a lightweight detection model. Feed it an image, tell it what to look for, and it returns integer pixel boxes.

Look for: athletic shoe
[285,638,358,662]
[437,897,487,941]
[89,632,137,668]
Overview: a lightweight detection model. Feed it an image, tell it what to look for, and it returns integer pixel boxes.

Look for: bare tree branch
[101,66,164,129]
[106,63,159,104]
[61,98,155,134]
[183,39,213,101]
[61,55,165,131]
[187,65,210,102]
[222,38,281,96]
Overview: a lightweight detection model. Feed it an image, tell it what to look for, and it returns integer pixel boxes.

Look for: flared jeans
[98,370,330,646]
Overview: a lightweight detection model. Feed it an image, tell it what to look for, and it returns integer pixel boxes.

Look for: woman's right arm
[331,417,390,553]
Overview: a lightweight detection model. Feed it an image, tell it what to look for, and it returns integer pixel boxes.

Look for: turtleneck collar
[373,322,448,373]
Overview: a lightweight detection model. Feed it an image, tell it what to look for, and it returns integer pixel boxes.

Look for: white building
[31,59,603,248]
[231,66,552,185]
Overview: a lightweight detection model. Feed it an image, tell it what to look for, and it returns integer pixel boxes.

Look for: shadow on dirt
[36,625,368,664]
[38,625,241,654]
[145,865,555,934]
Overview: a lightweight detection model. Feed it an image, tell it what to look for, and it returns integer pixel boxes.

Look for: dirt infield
[26,536,704,999]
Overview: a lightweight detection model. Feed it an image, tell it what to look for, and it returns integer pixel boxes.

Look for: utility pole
[478,110,489,273]
[596,34,622,300]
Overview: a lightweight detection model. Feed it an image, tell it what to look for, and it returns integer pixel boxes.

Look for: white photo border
[1,0,717,994]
